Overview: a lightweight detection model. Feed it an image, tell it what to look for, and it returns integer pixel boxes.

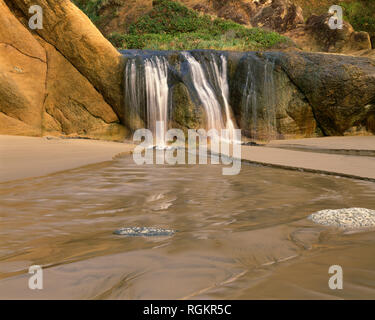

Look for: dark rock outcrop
[212,0,256,26]
[251,0,304,33]
[229,51,317,140]
[171,82,206,133]
[273,51,375,135]
[122,48,374,140]
[285,13,372,54]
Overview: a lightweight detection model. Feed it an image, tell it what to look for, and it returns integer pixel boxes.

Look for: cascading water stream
[124,55,170,147]
[124,58,144,129]
[263,57,277,140]
[209,55,236,134]
[182,52,237,142]
[182,52,225,131]
[241,63,258,140]
[241,55,277,141]
[144,56,169,147]
[124,51,238,145]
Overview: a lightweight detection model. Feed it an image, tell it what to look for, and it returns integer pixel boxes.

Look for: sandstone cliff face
[40,39,126,140]
[8,0,125,119]
[0,0,46,136]
[0,0,127,140]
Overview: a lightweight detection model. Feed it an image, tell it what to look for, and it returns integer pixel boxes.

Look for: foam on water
[308,208,375,229]
[114,227,176,237]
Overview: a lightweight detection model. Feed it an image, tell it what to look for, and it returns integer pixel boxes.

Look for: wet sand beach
[0,135,135,183]
[0,135,375,299]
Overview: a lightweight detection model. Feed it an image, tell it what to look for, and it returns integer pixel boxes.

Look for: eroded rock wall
[0,0,127,140]
[274,51,375,136]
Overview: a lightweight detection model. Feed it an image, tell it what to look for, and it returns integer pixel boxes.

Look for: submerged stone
[308,208,375,229]
[114,227,176,237]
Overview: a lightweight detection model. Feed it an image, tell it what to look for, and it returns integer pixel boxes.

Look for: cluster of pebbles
[308,208,375,230]
[114,227,176,237]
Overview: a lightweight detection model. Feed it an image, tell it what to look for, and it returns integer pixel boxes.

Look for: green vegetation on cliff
[73,0,288,51]
[72,0,104,23]
[340,1,375,44]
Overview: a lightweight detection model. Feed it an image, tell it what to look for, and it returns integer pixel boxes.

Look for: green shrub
[128,0,205,35]
[340,1,375,38]
[115,0,287,50]
[109,29,286,51]
[77,0,288,51]
[72,0,106,23]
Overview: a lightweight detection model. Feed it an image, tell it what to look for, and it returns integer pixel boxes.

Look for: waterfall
[263,57,277,140]
[124,58,145,130]
[181,52,236,137]
[241,55,277,141]
[210,55,236,134]
[124,55,169,147]
[124,51,238,144]
[144,56,169,147]
[241,63,258,140]
[182,52,225,131]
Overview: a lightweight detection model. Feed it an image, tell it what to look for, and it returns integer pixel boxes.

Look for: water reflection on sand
[0,156,375,299]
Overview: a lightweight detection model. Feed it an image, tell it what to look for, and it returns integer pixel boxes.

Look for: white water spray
[124,58,144,128]
[210,55,236,133]
[242,63,258,140]
[144,56,169,147]
[182,52,225,131]
[182,52,237,142]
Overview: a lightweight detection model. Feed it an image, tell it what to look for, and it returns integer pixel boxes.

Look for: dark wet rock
[171,82,206,133]
[122,49,375,140]
[230,52,317,140]
[272,51,375,135]
[114,227,176,237]
[242,141,263,146]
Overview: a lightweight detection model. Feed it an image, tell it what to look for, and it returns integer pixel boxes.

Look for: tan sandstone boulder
[0,0,46,136]
[9,0,125,119]
[40,39,127,140]
[0,0,127,140]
